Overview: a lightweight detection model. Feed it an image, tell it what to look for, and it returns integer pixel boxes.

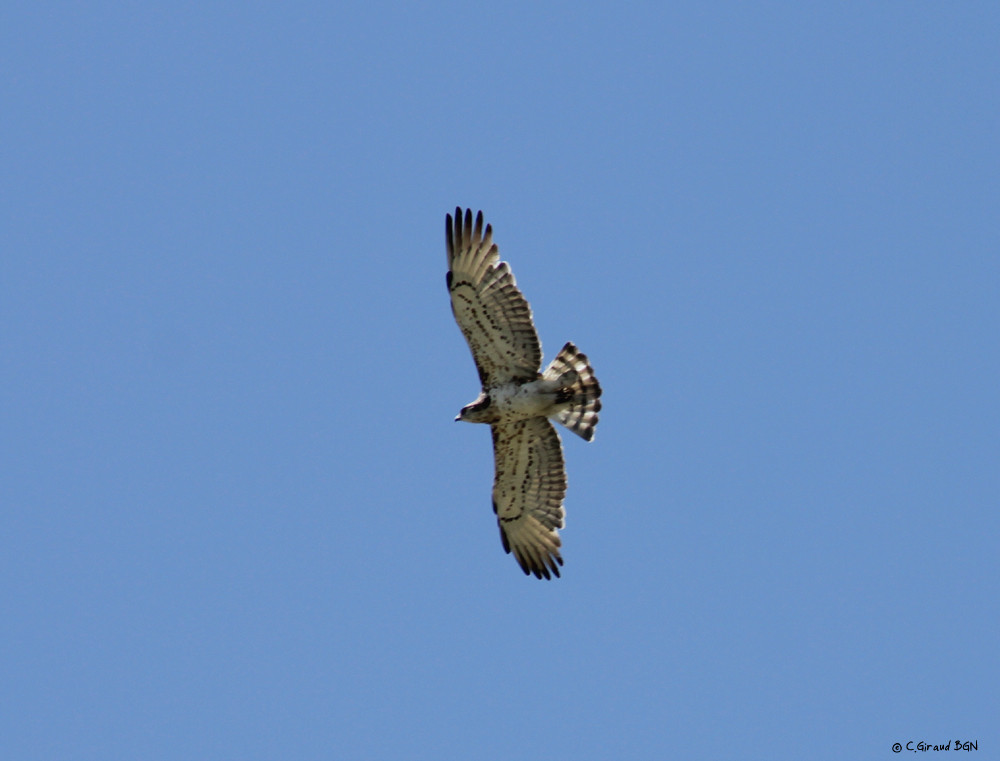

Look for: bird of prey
[446,208,602,579]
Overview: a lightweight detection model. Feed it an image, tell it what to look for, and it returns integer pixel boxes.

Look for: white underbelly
[490,380,555,418]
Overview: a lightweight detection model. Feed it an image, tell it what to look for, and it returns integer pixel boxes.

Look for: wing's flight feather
[491,418,566,579]
[447,208,542,385]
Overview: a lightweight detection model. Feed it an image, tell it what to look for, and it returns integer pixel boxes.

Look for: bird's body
[446,208,602,579]
[459,378,564,424]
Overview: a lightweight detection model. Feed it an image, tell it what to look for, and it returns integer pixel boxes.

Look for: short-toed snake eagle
[446,208,602,579]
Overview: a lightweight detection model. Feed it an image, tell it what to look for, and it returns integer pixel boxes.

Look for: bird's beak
[454,414,461,422]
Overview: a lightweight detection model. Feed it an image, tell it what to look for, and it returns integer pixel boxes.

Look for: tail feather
[543,342,602,441]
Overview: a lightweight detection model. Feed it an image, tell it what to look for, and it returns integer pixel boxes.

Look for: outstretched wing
[491,417,567,579]
[446,208,542,385]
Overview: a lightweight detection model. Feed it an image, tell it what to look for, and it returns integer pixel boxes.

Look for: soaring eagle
[446,208,602,579]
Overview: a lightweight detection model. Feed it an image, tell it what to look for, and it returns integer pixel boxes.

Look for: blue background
[3,3,997,759]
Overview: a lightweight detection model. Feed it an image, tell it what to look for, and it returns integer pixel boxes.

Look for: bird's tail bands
[544,342,602,441]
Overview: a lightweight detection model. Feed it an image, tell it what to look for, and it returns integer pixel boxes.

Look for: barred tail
[543,342,602,441]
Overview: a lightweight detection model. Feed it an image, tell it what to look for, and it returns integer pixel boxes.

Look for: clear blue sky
[3,3,997,759]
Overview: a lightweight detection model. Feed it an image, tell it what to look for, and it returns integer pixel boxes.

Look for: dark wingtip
[445,212,455,260]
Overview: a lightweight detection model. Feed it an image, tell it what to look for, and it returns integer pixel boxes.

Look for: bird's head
[456,393,492,424]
